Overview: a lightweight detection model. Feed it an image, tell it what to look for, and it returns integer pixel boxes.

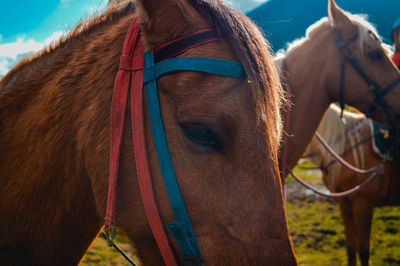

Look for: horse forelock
[346,12,383,55]
[187,0,284,161]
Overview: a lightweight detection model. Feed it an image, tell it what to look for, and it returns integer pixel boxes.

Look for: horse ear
[328,0,352,28]
[136,0,206,49]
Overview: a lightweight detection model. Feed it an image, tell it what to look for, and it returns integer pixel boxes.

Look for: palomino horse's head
[0,0,296,265]
[276,0,400,173]
[326,0,400,126]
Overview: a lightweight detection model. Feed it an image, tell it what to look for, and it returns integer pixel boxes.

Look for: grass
[287,197,348,265]
[80,228,138,266]
[286,160,400,266]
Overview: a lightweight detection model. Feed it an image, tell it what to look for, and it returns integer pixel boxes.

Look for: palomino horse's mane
[275,12,382,59]
[306,104,369,191]
[0,0,283,160]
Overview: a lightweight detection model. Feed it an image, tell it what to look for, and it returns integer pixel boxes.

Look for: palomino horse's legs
[352,198,374,266]
[338,198,357,266]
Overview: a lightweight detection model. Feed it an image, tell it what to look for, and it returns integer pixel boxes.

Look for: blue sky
[0,0,266,76]
[1,0,109,42]
[0,0,108,75]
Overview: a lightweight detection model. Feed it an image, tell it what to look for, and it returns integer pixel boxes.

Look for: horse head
[0,0,296,264]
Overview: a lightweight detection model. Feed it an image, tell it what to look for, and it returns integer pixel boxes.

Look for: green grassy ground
[286,160,400,266]
[81,228,138,266]
[81,160,400,265]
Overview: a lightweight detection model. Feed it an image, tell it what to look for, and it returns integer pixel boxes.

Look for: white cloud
[0,59,10,75]
[44,31,65,46]
[0,31,64,76]
[61,0,72,7]
[227,0,268,12]
[0,38,43,60]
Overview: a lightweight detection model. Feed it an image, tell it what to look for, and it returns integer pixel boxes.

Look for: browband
[154,29,220,62]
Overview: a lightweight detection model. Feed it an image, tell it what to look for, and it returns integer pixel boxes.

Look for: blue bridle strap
[144,56,246,83]
[143,51,245,264]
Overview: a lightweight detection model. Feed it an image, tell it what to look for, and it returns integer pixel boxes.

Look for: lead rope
[100,231,137,265]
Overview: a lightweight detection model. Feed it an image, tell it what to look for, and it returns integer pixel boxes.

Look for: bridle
[278,25,400,199]
[104,20,246,266]
[332,27,400,119]
[333,26,400,173]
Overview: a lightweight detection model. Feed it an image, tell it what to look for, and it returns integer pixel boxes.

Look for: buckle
[103,224,116,246]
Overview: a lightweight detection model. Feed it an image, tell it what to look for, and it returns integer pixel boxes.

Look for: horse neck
[0,12,134,265]
[282,32,333,169]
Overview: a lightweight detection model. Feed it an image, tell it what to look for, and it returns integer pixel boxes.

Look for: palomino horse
[306,104,399,266]
[277,0,400,175]
[0,0,296,265]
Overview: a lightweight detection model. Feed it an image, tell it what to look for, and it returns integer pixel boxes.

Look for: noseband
[105,20,246,266]
[333,27,400,118]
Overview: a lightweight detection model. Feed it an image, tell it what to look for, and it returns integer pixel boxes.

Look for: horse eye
[367,50,383,61]
[368,31,380,42]
[179,123,223,151]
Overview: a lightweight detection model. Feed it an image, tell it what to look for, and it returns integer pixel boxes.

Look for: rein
[314,132,382,175]
[104,20,246,265]
[306,132,374,173]
[287,165,383,198]
[283,113,385,198]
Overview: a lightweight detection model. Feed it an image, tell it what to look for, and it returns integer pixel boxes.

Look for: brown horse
[0,0,296,265]
[277,0,400,173]
[306,104,399,266]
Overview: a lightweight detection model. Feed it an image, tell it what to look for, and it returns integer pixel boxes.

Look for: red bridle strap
[105,19,177,265]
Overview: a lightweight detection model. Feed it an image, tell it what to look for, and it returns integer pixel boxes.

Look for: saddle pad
[370,120,393,160]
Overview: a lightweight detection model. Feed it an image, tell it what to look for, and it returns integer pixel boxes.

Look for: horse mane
[306,104,368,190]
[275,11,383,59]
